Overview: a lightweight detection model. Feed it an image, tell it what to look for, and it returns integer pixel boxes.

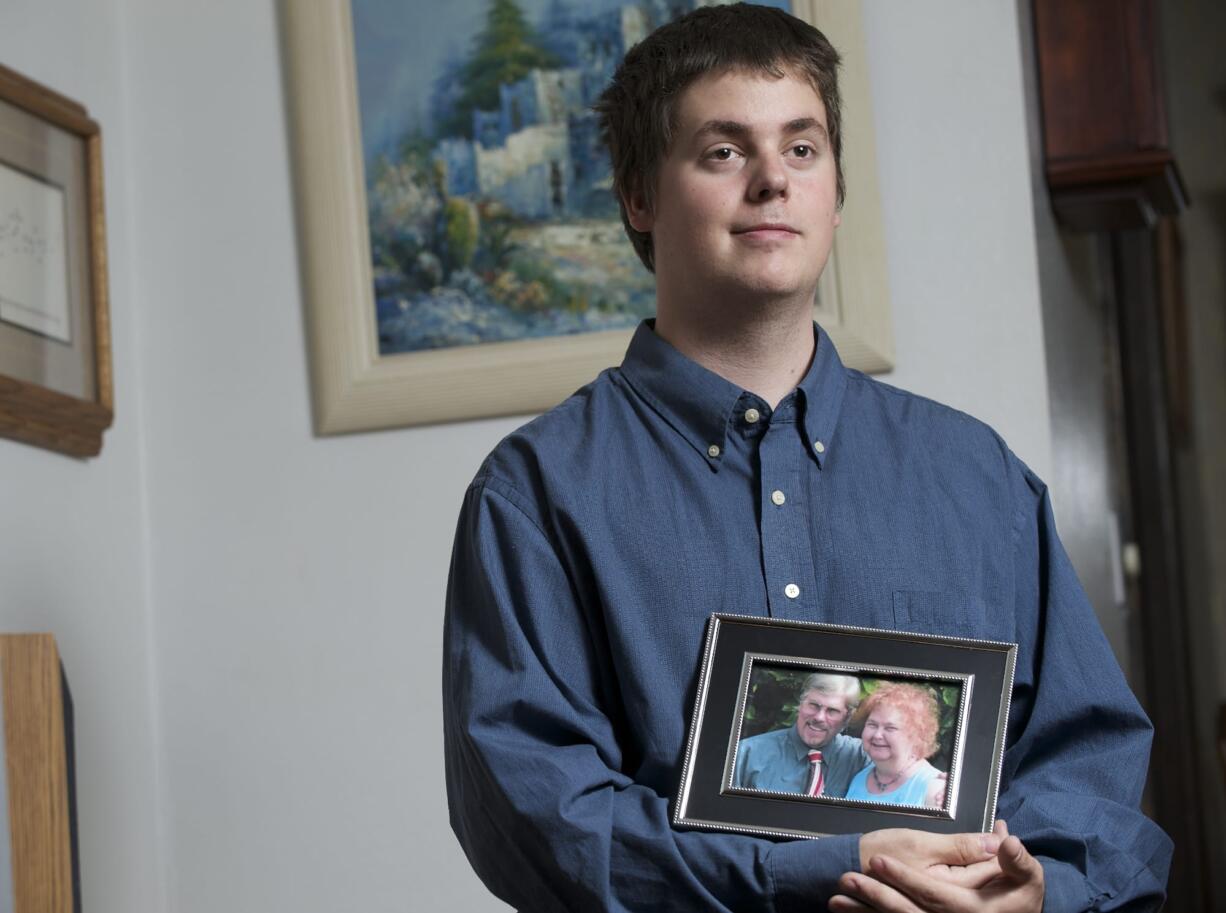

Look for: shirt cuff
[767,833,861,913]
[1037,856,1093,913]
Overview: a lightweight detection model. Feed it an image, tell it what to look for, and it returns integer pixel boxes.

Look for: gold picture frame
[0,64,112,458]
[281,0,892,434]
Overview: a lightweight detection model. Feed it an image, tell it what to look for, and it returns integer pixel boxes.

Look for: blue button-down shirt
[443,321,1171,912]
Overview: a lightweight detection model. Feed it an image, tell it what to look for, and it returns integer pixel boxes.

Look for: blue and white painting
[351,0,789,355]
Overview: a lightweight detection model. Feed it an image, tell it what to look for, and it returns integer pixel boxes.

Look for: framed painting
[282,0,892,433]
[0,64,112,458]
[674,614,1016,839]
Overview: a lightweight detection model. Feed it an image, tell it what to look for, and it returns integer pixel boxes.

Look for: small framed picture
[0,63,112,458]
[674,614,1016,839]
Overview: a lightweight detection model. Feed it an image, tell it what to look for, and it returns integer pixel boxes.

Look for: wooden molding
[0,634,75,913]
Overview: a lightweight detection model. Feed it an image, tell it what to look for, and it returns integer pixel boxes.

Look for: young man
[733,673,867,797]
[443,5,1170,911]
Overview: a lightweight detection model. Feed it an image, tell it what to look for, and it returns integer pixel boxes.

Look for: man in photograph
[733,672,867,797]
[443,4,1171,911]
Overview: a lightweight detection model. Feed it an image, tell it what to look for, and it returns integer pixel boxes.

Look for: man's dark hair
[593,3,844,273]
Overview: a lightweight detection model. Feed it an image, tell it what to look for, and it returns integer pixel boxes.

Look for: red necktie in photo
[806,749,825,796]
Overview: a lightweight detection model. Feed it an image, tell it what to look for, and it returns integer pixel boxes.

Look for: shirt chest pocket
[892,590,986,638]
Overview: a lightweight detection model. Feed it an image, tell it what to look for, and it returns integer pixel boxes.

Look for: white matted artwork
[0,161,71,344]
[282,0,893,434]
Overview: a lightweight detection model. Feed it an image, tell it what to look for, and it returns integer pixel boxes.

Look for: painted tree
[439,0,559,139]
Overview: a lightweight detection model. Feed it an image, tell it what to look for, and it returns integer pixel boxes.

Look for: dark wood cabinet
[1033,0,1187,229]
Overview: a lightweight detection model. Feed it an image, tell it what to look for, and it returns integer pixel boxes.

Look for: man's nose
[748,156,788,201]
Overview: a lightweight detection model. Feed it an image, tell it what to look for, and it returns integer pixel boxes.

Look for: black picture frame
[674,614,1017,839]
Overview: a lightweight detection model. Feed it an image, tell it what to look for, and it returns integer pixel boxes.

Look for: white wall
[122,3,515,907]
[0,2,167,912]
[866,3,1051,477]
[1,1,1053,911]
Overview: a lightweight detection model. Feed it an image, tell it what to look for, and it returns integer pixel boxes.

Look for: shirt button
[785,583,800,599]
[813,440,826,454]
[771,490,786,506]
[744,408,761,424]
[707,444,721,458]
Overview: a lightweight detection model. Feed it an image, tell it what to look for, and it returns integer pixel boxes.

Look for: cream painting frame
[281,0,892,434]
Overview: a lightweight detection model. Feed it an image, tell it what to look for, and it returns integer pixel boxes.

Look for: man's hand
[922,819,1008,890]
[831,820,1044,913]
[856,827,1001,876]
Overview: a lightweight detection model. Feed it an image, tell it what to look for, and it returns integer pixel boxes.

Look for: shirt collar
[618,319,847,470]
[795,322,847,470]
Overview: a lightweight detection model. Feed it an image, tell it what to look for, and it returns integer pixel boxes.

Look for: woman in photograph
[844,682,946,808]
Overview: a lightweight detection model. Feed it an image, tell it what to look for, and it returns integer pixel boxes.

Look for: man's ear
[623,184,654,233]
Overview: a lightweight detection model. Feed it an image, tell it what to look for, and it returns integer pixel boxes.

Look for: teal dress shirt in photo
[732,728,867,798]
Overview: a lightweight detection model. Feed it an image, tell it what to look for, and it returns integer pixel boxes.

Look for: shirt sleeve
[999,460,1172,912]
[442,477,861,913]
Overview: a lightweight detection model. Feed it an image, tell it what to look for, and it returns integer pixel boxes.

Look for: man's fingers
[998,835,1043,882]
[926,855,1004,889]
[993,818,1009,839]
[838,871,925,913]
[859,827,1000,874]
[870,854,969,911]
[943,831,1001,866]
[828,893,875,912]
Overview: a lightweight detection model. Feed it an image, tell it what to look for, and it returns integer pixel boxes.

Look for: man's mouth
[733,223,799,239]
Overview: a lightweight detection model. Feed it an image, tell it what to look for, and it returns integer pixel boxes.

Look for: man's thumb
[948,831,1000,865]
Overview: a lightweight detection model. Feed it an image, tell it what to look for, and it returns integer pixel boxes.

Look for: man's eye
[709,147,736,161]
[791,144,814,158]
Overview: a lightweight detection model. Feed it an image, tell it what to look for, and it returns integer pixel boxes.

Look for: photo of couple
[731,669,962,810]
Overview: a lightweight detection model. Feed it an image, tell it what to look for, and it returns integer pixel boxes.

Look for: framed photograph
[674,614,1016,839]
[280,0,892,434]
[0,64,112,458]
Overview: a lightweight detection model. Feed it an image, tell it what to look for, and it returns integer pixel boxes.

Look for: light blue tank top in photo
[844,760,941,807]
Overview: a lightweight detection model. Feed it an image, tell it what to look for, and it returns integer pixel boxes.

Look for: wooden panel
[0,635,74,913]
[1111,230,1211,910]
[1035,0,1166,159]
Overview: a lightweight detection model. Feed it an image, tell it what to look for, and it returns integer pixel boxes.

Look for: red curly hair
[857,682,941,759]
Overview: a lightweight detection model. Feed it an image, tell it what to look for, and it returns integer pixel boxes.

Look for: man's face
[794,689,850,749]
[627,68,840,306]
